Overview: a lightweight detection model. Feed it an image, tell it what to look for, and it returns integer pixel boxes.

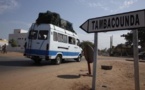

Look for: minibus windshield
[38,30,48,40]
[28,30,38,39]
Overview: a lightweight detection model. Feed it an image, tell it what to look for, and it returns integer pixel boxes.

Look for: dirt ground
[0,52,23,57]
[0,52,145,90]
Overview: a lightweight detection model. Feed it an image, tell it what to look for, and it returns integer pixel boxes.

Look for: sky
[0,0,145,49]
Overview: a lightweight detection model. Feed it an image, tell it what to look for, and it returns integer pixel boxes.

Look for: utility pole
[110,35,113,55]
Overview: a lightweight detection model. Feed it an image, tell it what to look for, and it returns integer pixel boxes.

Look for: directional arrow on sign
[80,20,89,33]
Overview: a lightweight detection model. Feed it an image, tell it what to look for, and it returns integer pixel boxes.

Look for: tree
[79,41,94,50]
[121,28,145,50]
[9,39,17,47]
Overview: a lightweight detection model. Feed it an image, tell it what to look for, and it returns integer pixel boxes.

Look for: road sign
[80,9,144,90]
[80,9,145,33]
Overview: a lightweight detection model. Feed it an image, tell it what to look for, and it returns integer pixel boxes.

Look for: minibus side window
[63,35,67,43]
[38,30,48,40]
[58,33,63,42]
[68,37,75,45]
[53,32,57,41]
[28,30,38,39]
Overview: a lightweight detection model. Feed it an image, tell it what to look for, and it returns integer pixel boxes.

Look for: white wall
[8,29,28,52]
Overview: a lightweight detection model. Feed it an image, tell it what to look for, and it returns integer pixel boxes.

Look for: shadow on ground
[0,59,77,67]
[126,59,145,62]
[57,74,80,79]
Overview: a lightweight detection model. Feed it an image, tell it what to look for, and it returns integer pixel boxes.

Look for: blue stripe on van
[25,49,80,56]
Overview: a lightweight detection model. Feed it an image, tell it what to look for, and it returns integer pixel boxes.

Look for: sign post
[80,9,145,90]
[92,33,98,90]
[133,30,140,90]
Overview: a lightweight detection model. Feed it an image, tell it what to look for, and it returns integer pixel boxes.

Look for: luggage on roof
[36,10,76,34]
[36,11,60,26]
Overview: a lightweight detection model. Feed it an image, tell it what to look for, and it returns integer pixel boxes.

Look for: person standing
[2,44,7,54]
[0,45,2,53]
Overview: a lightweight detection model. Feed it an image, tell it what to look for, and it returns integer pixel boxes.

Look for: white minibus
[24,23,82,64]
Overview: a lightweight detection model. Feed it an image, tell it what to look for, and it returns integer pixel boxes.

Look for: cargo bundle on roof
[36,10,76,34]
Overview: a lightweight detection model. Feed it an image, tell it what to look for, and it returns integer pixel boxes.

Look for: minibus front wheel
[75,55,82,62]
[54,55,62,65]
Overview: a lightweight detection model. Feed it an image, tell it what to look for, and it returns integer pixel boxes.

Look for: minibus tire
[75,55,81,62]
[55,55,62,65]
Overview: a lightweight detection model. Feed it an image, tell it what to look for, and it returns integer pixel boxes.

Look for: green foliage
[9,39,17,47]
[100,48,108,53]
[121,28,145,50]
[121,32,133,46]
[79,41,94,49]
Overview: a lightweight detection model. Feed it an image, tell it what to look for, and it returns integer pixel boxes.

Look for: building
[8,29,28,52]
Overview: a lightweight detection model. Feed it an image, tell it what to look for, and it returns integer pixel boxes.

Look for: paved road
[0,55,86,73]
[0,55,130,73]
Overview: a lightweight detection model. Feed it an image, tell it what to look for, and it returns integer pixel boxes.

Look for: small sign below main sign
[80,9,145,33]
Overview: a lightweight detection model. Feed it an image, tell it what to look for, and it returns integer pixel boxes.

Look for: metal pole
[133,29,140,90]
[110,36,112,55]
[92,33,98,90]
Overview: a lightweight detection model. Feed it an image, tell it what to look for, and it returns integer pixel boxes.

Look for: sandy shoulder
[0,52,23,57]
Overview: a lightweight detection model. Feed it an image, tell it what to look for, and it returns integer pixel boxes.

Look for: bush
[9,39,17,47]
